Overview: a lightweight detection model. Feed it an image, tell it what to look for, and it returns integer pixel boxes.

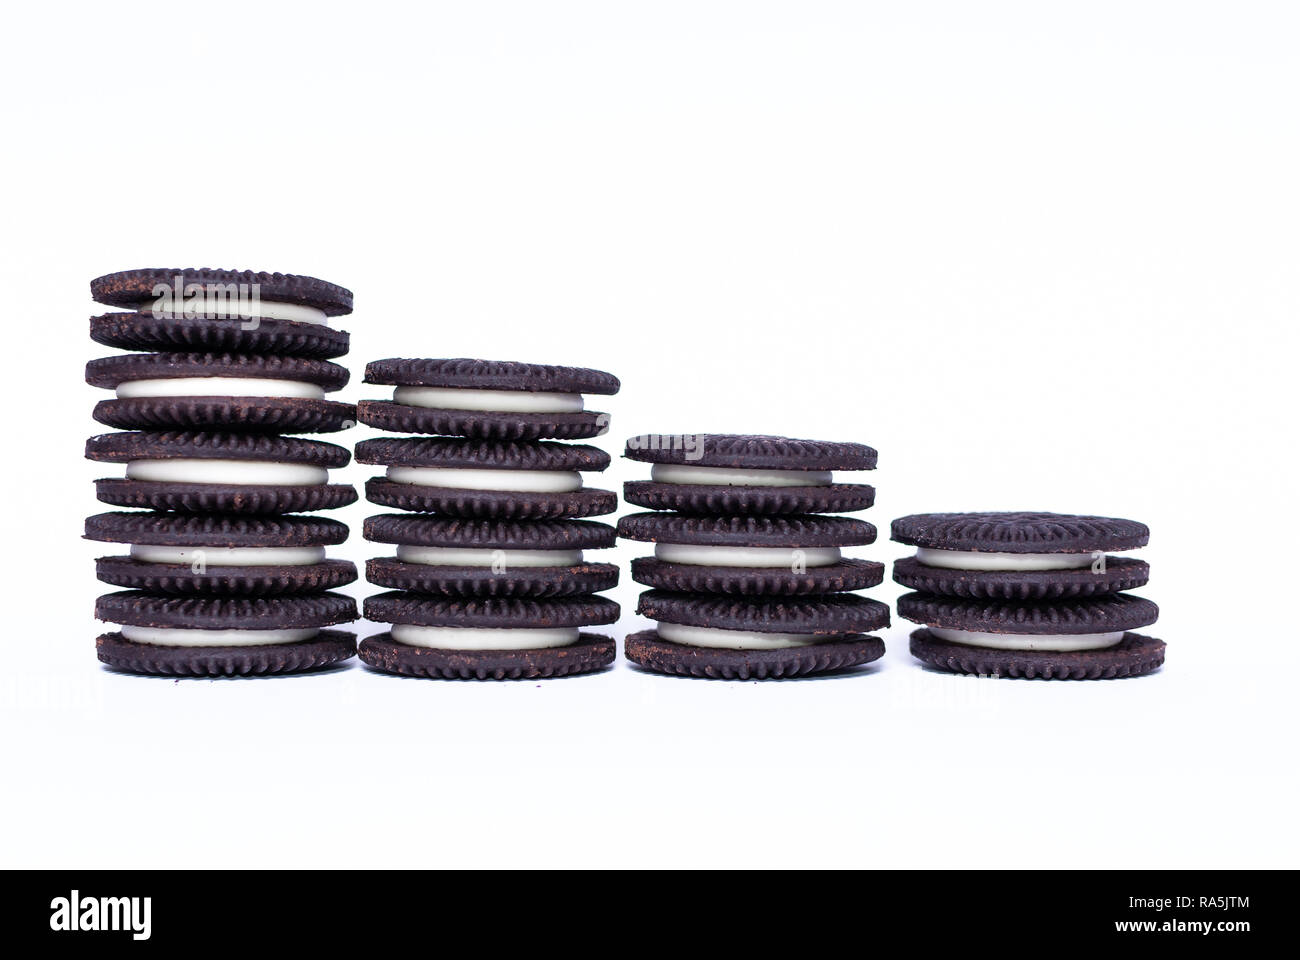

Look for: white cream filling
[393,386,584,413]
[125,459,329,485]
[929,627,1124,652]
[657,623,828,650]
[139,296,328,325]
[386,465,582,493]
[120,625,320,647]
[129,544,326,566]
[650,463,833,487]
[396,545,583,567]
[915,548,1096,572]
[116,377,326,400]
[655,543,841,568]
[391,624,580,650]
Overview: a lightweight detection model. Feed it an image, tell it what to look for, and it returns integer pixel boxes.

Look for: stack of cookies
[84,268,360,676]
[353,359,621,680]
[619,434,890,679]
[891,511,1164,679]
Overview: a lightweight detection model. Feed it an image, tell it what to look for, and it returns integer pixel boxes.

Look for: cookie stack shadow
[891,511,1164,679]
[618,434,891,680]
[352,359,622,680]
[84,268,361,676]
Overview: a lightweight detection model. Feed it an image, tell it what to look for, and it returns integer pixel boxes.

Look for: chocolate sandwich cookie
[89,267,352,358]
[359,358,620,440]
[626,590,889,680]
[619,512,884,595]
[87,352,355,432]
[356,437,616,518]
[87,431,356,514]
[898,593,1164,680]
[364,514,618,598]
[95,591,358,676]
[86,512,356,595]
[891,512,1150,599]
[623,434,877,514]
[360,593,619,680]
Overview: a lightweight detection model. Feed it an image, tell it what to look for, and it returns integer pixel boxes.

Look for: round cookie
[359,358,619,440]
[86,512,356,595]
[87,352,355,433]
[90,312,350,359]
[619,512,883,595]
[89,268,353,356]
[891,511,1151,599]
[622,434,876,515]
[364,514,618,598]
[87,430,356,514]
[360,593,619,680]
[95,591,358,677]
[896,592,1162,680]
[629,589,889,679]
[356,437,616,519]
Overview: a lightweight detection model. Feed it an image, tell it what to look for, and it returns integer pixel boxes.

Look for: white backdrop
[1,1,1295,868]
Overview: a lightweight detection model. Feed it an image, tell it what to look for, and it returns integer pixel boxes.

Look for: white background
[1,1,1295,868]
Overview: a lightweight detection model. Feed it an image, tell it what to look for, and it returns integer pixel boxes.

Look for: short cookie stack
[619,434,890,679]
[891,511,1164,679]
[84,268,360,676]
[353,359,621,680]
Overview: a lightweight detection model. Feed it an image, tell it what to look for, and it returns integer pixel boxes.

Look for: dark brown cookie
[637,590,890,635]
[91,268,354,315]
[629,557,883,596]
[87,431,355,514]
[617,512,876,547]
[364,479,616,519]
[86,512,356,596]
[891,511,1150,553]
[97,629,356,677]
[624,630,884,680]
[624,434,877,470]
[96,591,358,629]
[86,353,351,391]
[358,631,614,680]
[356,401,609,441]
[622,480,876,515]
[895,592,1158,635]
[364,592,618,629]
[364,358,619,394]
[355,436,610,471]
[364,514,617,597]
[90,311,350,359]
[892,555,1150,600]
[909,629,1166,680]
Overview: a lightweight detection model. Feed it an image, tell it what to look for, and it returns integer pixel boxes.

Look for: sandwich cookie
[364,514,618,598]
[619,512,884,595]
[359,358,619,440]
[623,434,877,515]
[626,590,889,680]
[360,593,619,680]
[891,512,1150,599]
[95,591,358,676]
[87,431,356,514]
[86,512,356,595]
[89,267,352,358]
[87,352,355,433]
[898,593,1164,680]
[356,437,616,518]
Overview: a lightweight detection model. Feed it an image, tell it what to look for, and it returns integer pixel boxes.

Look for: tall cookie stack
[353,359,621,680]
[84,268,360,675]
[891,511,1164,679]
[618,434,890,679]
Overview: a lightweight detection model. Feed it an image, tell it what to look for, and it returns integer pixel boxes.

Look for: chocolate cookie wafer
[360,593,619,680]
[356,436,616,518]
[95,591,358,676]
[359,358,619,440]
[623,434,876,514]
[87,431,357,514]
[87,352,355,432]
